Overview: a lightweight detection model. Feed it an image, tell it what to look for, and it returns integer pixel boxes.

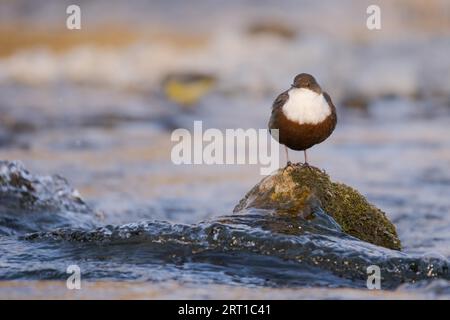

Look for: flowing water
[0,0,450,299]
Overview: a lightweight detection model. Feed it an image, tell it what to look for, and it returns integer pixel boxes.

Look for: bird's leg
[285,146,291,166]
[303,150,309,166]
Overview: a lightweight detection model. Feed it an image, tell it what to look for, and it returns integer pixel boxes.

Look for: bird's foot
[301,162,311,169]
[282,161,292,172]
[282,161,295,173]
[300,162,323,172]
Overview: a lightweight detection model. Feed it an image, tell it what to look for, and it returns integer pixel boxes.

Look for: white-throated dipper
[269,73,337,165]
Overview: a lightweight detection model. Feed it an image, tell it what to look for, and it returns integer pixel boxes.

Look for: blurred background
[0,0,450,297]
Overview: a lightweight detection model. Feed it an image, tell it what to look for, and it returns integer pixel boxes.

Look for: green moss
[234,165,401,250]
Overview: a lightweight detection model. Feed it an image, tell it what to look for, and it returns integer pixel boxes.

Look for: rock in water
[0,160,97,235]
[234,165,401,250]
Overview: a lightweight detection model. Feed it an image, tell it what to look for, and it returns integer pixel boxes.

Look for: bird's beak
[290,84,295,88]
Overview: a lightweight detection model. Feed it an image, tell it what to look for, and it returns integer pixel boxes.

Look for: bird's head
[291,73,322,94]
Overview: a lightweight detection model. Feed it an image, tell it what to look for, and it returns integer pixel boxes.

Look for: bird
[163,72,216,108]
[269,73,337,166]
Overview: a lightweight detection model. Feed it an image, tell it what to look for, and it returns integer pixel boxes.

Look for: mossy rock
[234,165,401,250]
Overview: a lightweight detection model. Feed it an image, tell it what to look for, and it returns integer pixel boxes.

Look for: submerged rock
[234,165,401,250]
[0,161,89,212]
[0,161,97,235]
[22,214,448,288]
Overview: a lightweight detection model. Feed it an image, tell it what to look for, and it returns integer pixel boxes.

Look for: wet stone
[0,161,96,234]
[234,165,401,250]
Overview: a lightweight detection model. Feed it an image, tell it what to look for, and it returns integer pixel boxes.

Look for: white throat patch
[282,88,331,125]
